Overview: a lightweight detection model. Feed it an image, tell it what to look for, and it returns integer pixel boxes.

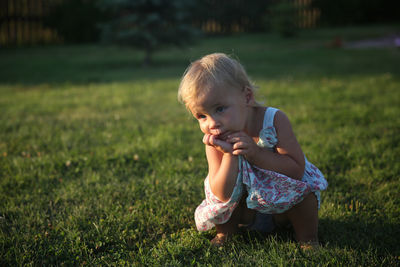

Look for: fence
[0,0,61,46]
[0,0,320,46]
[295,0,320,29]
[201,0,320,34]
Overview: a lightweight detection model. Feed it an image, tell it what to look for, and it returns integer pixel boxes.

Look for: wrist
[223,151,237,158]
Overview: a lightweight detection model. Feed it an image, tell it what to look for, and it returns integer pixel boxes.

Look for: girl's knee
[303,193,318,209]
[292,193,318,213]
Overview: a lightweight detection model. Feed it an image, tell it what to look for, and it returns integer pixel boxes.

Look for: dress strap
[263,107,279,128]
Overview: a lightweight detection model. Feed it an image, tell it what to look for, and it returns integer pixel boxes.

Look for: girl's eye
[197,114,206,119]
[216,106,225,113]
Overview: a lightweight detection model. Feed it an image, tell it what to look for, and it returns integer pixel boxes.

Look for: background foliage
[98,0,200,65]
[44,0,107,43]
[2,0,400,47]
[312,0,400,26]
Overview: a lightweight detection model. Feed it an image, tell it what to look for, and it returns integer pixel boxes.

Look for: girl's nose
[208,116,220,129]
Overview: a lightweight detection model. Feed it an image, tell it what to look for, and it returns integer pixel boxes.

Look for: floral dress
[194,107,328,232]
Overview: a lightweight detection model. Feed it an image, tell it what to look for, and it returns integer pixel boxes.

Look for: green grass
[1,25,400,266]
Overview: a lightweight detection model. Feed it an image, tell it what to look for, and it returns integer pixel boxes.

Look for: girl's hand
[227,132,260,159]
[203,134,233,154]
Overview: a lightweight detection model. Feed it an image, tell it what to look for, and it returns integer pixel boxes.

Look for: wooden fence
[0,0,320,46]
[201,0,320,34]
[0,0,61,46]
[295,0,320,29]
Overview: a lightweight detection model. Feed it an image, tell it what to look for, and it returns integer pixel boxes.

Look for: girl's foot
[299,241,320,250]
[210,233,230,247]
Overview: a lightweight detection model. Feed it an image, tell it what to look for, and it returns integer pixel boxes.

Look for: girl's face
[188,86,252,140]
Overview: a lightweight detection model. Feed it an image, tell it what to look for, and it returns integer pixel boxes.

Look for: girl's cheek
[199,124,208,134]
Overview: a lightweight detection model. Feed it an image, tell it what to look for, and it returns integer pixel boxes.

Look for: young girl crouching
[178,53,328,248]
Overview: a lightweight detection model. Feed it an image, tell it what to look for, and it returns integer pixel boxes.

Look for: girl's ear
[244,86,255,106]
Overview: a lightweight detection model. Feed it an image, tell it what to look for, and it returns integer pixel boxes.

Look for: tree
[99,0,200,66]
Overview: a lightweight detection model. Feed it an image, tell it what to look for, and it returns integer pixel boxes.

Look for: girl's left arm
[228,111,305,180]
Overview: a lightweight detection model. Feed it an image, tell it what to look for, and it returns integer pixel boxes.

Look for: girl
[178,53,328,248]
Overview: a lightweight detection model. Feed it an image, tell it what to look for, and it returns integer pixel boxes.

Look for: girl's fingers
[203,134,235,153]
[210,135,218,146]
[228,134,252,144]
[211,137,234,153]
[210,136,223,147]
[203,134,211,145]
[233,141,248,150]
[212,137,224,148]
[202,134,207,145]
[227,137,240,143]
[230,137,251,144]
[232,142,240,150]
[209,136,215,146]
[232,149,245,155]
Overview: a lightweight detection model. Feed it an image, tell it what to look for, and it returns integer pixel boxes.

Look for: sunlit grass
[1,25,400,265]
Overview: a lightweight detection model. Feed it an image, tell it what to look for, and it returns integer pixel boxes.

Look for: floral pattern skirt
[195,156,328,232]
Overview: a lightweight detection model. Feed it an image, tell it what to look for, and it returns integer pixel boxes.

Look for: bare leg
[212,195,255,246]
[273,193,319,247]
[238,193,256,225]
[212,209,240,246]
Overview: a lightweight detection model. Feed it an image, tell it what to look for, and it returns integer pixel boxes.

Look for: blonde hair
[178,53,257,108]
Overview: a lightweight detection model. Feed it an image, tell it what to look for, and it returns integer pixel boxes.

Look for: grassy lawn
[1,25,399,265]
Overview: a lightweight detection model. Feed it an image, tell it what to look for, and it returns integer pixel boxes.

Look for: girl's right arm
[204,138,239,203]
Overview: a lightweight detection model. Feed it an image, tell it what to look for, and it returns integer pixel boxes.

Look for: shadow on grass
[0,44,190,86]
[319,216,400,255]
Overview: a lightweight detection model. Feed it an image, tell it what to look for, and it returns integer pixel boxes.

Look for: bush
[270,0,299,37]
